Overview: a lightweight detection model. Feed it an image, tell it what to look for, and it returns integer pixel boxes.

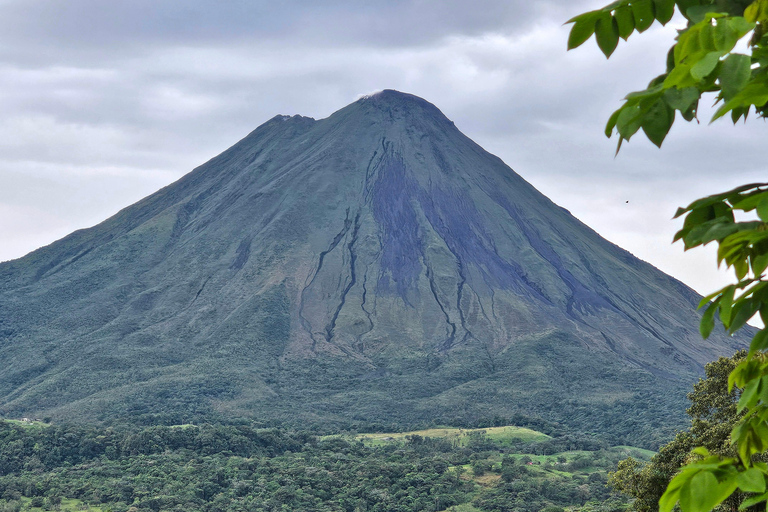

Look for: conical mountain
[0,90,744,445]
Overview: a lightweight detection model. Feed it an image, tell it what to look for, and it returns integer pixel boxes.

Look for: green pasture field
[3,418,49,429]
[354,424,550,446]
[21,497,108,512]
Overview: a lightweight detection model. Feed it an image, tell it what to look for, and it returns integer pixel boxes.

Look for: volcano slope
[0,90,745,446]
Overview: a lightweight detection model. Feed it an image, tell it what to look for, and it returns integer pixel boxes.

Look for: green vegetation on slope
[353,425,550,447]
[0,420,649,512]
[0,91,745,447]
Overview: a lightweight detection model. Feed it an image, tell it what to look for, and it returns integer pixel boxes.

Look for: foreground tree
[610,352,745,511]
[567,1,768,511]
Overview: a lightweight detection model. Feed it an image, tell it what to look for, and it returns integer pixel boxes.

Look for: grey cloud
[0,0,594,56]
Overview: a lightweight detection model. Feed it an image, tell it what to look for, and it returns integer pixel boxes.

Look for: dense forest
[0,420,645,512]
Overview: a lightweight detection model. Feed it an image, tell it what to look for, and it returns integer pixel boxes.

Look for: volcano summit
[0,90,744,443]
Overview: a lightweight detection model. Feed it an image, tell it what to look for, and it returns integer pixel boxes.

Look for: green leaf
[681,99,698,120]
[688,184,767,209]
[690,51,721,81]
[728,16,758,37]
[616,103,644,139]
[641,98,675,147]
[700,221,740,245]
[739,467,768,494]
[568,12,600,50]
[659,487,680,512]
[687,5,718,24]
[713,18,733,52]
[730,361,746,391]
[664,86,700,111]
[712,16,754,52]
[691,446,711,456]
[660,472,688,512]
[632,0,656,32]
[682,470,736,512]
[720,53,752,101]
[752,252,768,278]
[719,285,736,326]
[740,491,768,509]
[596,13,620,57]
[734,415,768,465]
[625,82,663,100]
[606,107,622,137]
[676,0,701,20]
[614,5,635,39]
[664,63,697,89]
[713,81,768,121]
[745,0,768,24]
[699,284,734,308]
[600,0,626,12]
[682,207,733,248]
[746,0,764,23]
[738,378,760,412]
[700,301,718,338]
[735,258,750,280]
[729,299,760,334]
[757,196,768,222]
[677,22,703,62]
[749,329,768,356]
[653,0,675,24]
[731,190,768,211]
[732,106,748,123]
[679,206,737,250]
[698,23,717,52]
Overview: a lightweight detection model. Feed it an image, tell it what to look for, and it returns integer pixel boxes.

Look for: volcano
[0,90,744,444]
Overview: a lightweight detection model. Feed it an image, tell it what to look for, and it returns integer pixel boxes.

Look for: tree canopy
[609,352,746,511]
[568,0,768,151]
[567,1,768,511]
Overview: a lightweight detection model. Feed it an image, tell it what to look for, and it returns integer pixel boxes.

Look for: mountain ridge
[0,90,745,445]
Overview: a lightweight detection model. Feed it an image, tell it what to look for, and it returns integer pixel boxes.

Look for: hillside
[0,90,747,445]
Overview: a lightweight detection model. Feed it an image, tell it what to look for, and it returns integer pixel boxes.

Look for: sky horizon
[1,0,763,298]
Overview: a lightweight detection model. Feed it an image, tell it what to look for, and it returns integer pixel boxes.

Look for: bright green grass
[3,418,50,429]
[21,497,109,512]
[505,449,592,464]
[440,503,484,512]
[354,425,550,446]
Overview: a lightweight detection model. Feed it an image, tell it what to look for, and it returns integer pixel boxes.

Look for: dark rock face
[0,90,746,444]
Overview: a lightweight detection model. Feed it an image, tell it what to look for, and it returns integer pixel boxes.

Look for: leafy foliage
[567,1,768,511]
[568,0,768,151]
[651,184,768,512]
[0,421,641,512]
[609,352,747,511]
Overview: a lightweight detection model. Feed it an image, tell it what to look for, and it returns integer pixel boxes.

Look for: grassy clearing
[505,449,592,464]
[21,497,108,511]
[440,503,484,512]
[355,425,550,446]
[613,445,657,459]
[3,419,49,429]
[473,474,502,486]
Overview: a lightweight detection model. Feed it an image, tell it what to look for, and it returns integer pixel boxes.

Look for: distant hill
[0,90,746,446]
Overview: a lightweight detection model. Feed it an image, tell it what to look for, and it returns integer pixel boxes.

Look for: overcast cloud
[0,0,763,297]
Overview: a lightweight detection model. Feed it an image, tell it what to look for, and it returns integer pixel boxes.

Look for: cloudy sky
[1,0,764,297]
